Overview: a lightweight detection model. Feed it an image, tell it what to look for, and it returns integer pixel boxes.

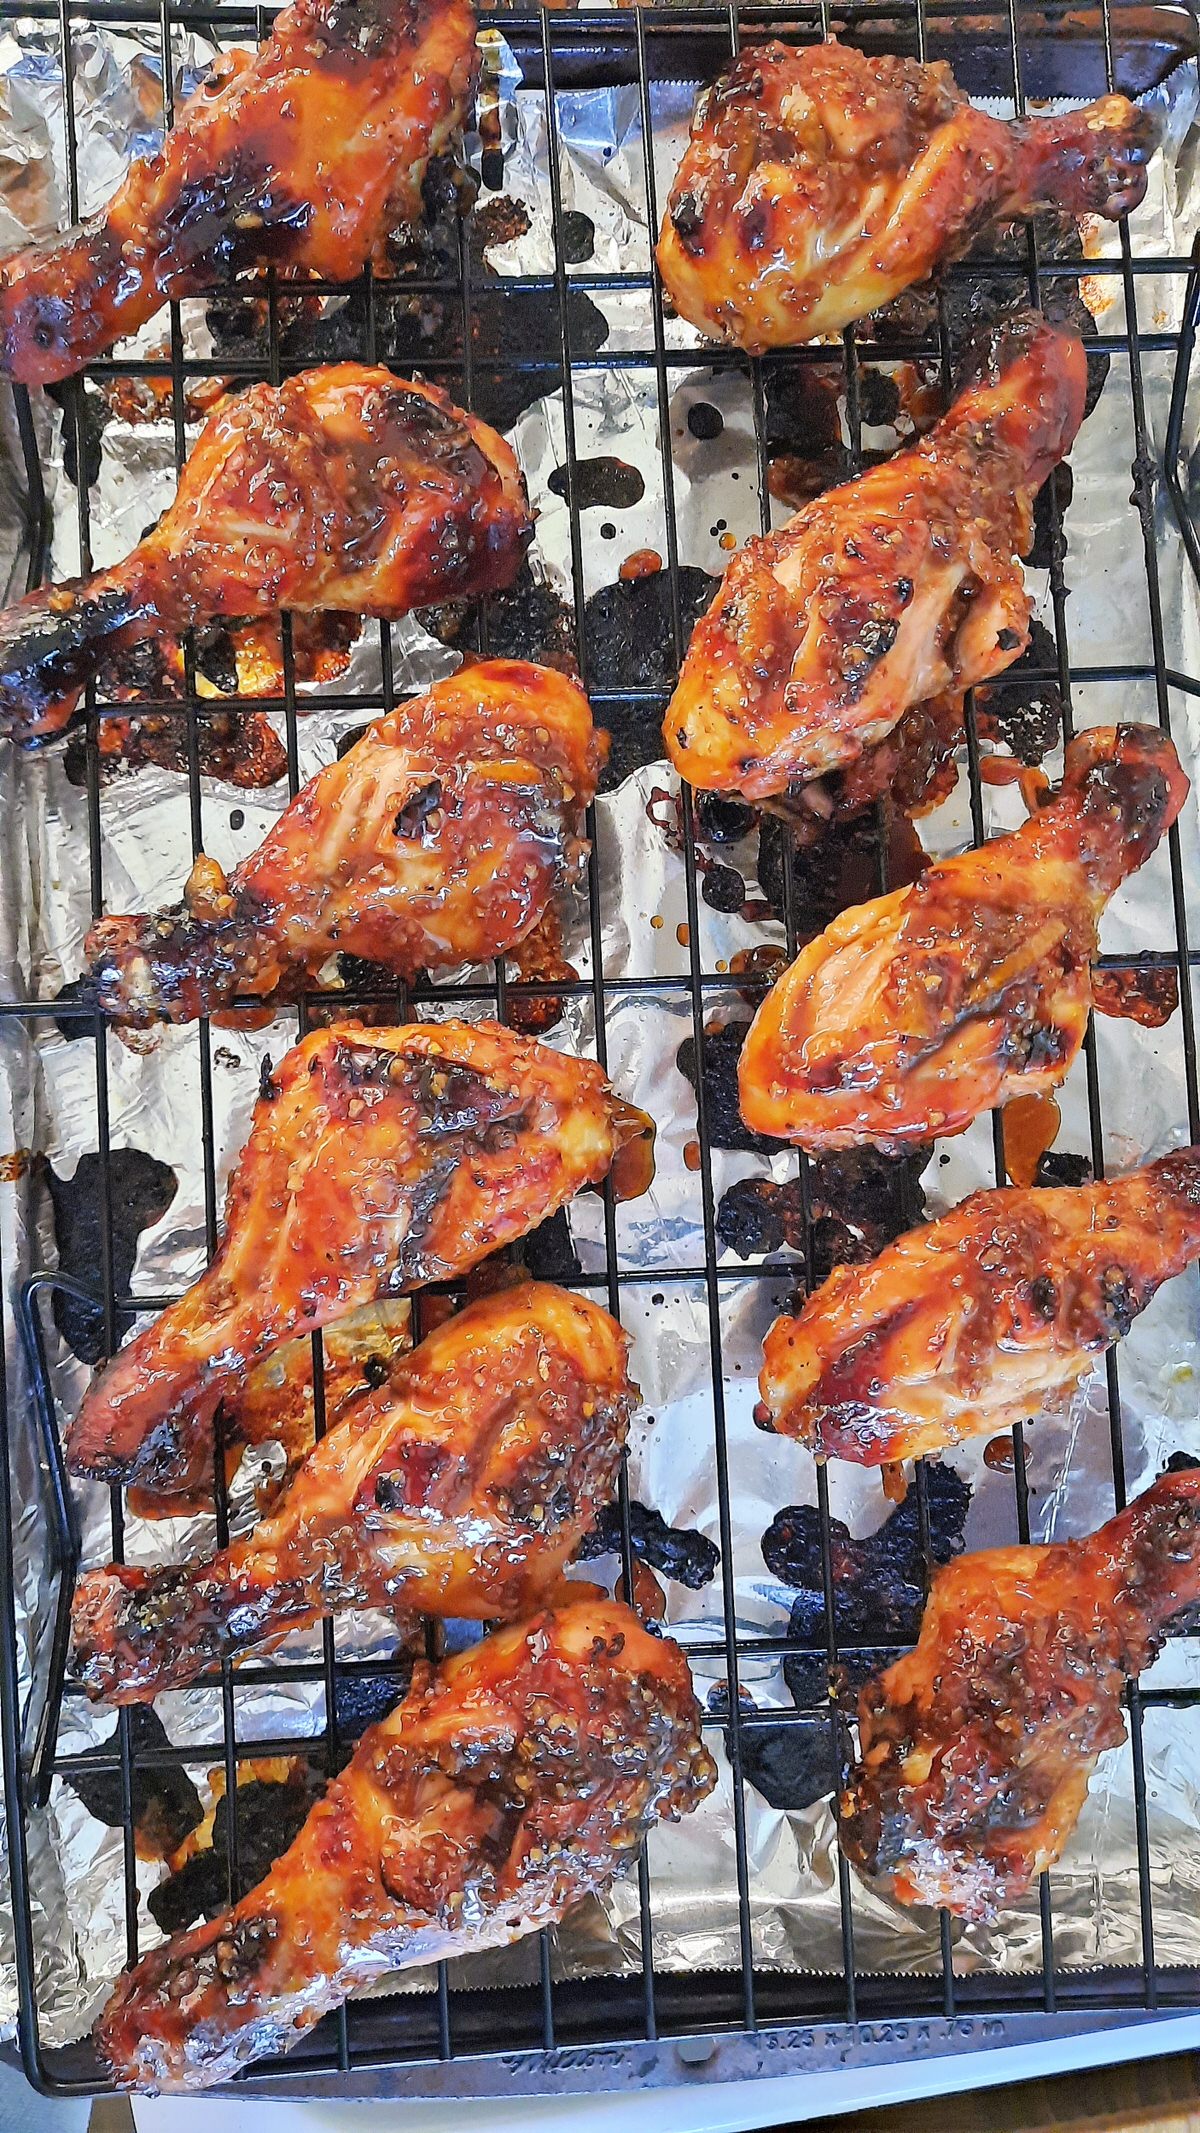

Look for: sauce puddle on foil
[1002,1092,1061,1188]
[608,1103,657,1202]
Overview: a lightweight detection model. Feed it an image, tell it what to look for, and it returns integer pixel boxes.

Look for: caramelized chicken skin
[0,367,530,745]
[0,0,478,388]
[128,1296,414,1522]
[71,1283,635,1702]
[66,1020,652,1498]
[760,1150,1200,1464]
[739,724,1189,1150]
[666,312,1085,804]
[658,40,1157,353]
[841,1468,1200,1920]
[96,1600,715,2092]
[83,662,601,1027]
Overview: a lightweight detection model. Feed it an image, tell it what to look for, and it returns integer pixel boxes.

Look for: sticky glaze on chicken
[841,1467,1200,1920]
[760,1150,1200,1464]
[72,1283,635,1703]
[0,0,478,389]
[83,662,600,1027]
[658,39,1158,354]
[128,1296,414,1523]
[66,1020,653,1499]
[0,366,530,745]
[739,724,1189,1151]
[95,1600,714,2092]
[665,312,1085,804]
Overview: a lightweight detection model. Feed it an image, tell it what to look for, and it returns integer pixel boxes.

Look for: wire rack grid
[5,0,1200,2100]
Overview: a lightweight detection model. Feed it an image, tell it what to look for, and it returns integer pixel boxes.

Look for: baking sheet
[2,9,1200,2050]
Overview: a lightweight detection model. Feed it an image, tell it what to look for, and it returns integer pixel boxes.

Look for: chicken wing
[95,1599,715,2092]
[82,662,600,1028]
[658,39,1157,353]
[739,724,1189,1151]
[0,366,530,745]
[66,1019,653,1498]
[665,311,1085,803]
[760,1150,1200,1464]
[71,1283,635,1702]
[0,0,478,388]
[840,1467,1200,1920]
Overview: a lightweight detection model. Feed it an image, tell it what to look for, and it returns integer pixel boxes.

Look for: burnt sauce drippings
[764,1462,972,1645]
[47,1149,179,1363]
[584,567,720,791]
[547,457,645,512]
[576,1498,720,1588]
[64,1706,203,1860]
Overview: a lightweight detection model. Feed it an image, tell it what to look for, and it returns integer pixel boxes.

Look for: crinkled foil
[3,10,1200,2059]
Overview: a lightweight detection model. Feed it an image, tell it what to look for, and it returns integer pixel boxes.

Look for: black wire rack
[5,0,1200,2101]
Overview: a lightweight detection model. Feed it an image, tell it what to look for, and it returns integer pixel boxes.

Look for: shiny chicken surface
[739,724,1189,1150]
[658,39,1158,353]
[96,1600,716,2092]
[0,366,530,745]
[666,312,1085,804]
[760,1150,1200,1463]
[129,1296,414,1521]
[71,1282,635,1703]
[0,0,478,388]
[83,661,601,1025]
[841,1468,1200,1920]
[66,1020,651,1498]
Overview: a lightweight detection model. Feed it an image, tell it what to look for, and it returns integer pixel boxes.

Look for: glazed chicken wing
[96,1600,715,2092]
[665,312,1085,803]
[71,1283,635,1702]
[658,39,1158,353]
[82,662,600,1027]
[66,1020,652,1498]
[841,1468,1200,1920]
[0,0,478,388]
[760,1150,1200,1464]
[739,724,1189,1151]
[0,366,530,745]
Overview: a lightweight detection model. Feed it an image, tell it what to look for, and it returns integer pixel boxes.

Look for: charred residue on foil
[764,1462,973,1654]
[417,556,578,674]
[710,1680,851,1814]
[716,1144,928,1277]
[576,1499,720,1589]
[62,1707,203,1863]
[46,1149,179,1364]
[147,1758,323,1932]
[584,566,719,790]
[204,179,610,440]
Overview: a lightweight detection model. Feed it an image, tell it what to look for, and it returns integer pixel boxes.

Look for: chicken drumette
[0,0,478,388]
[841,1467,1200,1920]
[67,1020,652,1498]
[739,724,1189,1151]
[71,1283,635,1702]
[96,1600,715,2092]
[83,661,600,1027]
[665,312,1085,804]
[0,366,530,745]
[658,40,1157,353]
[760,1150,1200,1464]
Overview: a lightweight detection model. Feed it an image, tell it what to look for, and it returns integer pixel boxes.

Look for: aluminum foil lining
[2,12,1200,2051]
